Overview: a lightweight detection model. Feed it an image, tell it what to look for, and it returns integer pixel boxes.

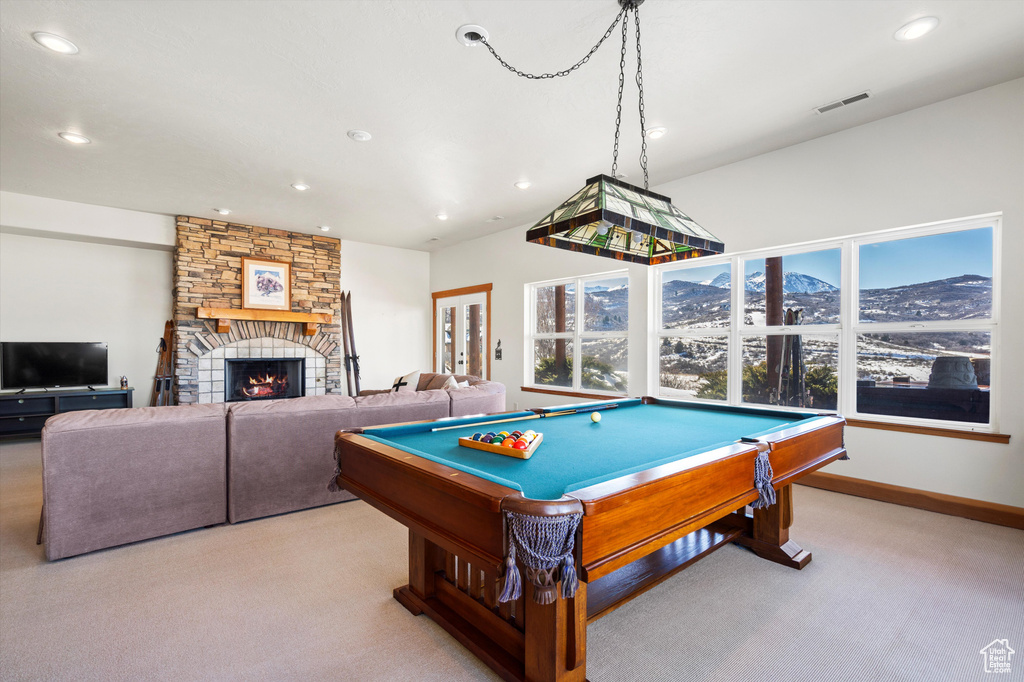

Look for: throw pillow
[457,380,470,388]
[392,370,420,393]
[423,374,454,391]
[441,375,459,390]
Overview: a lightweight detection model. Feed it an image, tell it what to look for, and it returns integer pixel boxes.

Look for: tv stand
[0,388,133,439]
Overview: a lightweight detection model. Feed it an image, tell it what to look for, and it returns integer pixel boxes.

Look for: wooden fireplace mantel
[197,307,332,335]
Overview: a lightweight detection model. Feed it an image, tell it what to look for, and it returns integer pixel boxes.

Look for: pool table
[334,397,846,682]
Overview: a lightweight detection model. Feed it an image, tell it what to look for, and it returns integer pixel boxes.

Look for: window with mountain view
[658,261,730,400]
[654,215,1000,430]
[530,273,629,394]
[741,248,841,410]
[854,226,994,424]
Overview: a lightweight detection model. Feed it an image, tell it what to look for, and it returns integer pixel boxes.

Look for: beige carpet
[1,439,1021,681]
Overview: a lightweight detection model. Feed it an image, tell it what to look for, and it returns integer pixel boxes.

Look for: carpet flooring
[1,439,1022,681]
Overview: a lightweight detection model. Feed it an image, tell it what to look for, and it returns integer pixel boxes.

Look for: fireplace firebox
[225,358,305,402]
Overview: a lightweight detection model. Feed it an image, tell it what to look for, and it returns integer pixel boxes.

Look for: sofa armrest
[41,403,229,560]
[448,380,506,418]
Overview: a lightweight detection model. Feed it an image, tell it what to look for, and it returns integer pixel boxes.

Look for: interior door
[435,292,488,378]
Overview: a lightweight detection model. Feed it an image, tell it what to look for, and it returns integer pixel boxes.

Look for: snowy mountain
[707,272,731,288]
[692,271,837,293]
[745,271,839,294]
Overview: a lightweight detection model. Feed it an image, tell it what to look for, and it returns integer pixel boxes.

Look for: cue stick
[431,414,542,432]
[541,403,620,417]
[430,402,620,432]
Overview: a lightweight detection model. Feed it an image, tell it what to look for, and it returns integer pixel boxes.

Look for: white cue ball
[591,412,602,423]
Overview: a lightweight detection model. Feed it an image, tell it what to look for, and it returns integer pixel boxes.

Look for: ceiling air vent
[815,90,871,115]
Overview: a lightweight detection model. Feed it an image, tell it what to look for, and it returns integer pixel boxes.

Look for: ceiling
[2,0,1023,251]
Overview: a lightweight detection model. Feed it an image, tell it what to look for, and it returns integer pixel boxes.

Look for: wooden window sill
[844,418,1009,444]
[520,386,627,401]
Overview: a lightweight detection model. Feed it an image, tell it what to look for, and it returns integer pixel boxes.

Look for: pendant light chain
[477,6,627,80]
[634,8,649,189]
[611,7,630,181]
[477,1,651,188]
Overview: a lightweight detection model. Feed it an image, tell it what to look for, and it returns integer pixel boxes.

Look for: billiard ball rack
[458,433,544,460]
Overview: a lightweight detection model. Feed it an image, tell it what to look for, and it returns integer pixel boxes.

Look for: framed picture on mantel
[241,257,291,311]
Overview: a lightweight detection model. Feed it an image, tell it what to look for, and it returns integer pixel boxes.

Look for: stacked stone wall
[171,216,342,404]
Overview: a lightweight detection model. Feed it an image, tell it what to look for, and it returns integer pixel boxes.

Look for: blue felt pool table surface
[361,399,819,501]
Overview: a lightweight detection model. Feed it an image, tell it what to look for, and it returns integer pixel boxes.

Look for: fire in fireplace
[225,358,305,402]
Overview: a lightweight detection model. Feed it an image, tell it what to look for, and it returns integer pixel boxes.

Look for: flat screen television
[1,342,108,390]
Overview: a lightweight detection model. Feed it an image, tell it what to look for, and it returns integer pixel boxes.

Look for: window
[653,215,1000,431]
[740,247,842,410]
[529,273,629,395]
[656,261,731,401]
[853,225,994,424]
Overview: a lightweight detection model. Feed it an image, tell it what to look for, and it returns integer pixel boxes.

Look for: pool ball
[501,438,516,447]
[591,412,602,423]
[488,435,502,444]
[471,433,483,441]
[513,440,528,450]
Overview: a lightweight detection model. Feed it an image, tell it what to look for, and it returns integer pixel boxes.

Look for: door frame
[432,283,492,380]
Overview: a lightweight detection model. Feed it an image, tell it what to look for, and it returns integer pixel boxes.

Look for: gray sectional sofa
[40,373,504,560]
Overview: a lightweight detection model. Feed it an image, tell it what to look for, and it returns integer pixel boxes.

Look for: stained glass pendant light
[471,0,724,265]
[526,174,724,265]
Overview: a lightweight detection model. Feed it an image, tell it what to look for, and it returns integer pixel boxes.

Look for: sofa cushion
[421,373,454,391]
[227,395,360,523]
[353,388,450,426]
[41,403,229,561]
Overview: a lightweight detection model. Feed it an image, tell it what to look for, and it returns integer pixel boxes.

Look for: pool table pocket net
[500,509,583,605]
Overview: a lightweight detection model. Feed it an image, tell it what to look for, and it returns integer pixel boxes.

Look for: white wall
[0,191,175,249]
[340,240,431,391]
[0,232,173,402]
[431,78,1024,507]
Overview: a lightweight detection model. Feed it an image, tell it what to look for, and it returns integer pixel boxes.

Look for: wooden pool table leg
[405,530,445,607]
[737,484,812,569]
[524,580,587,682]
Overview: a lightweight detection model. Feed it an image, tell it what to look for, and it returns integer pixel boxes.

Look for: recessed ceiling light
[514,181,532,190]
[291,183,310,191]
[347,130,372,142]
[645,127,668,140]
[894,17,939,41]
[319,225,331,232]
[58,132,90,144]
[214,208,231,215]
[32,32,79,54]
[436,213,449,221]
[485,216,505,223]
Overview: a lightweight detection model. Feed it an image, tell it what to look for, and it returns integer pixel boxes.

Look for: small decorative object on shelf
[120,375,128,389]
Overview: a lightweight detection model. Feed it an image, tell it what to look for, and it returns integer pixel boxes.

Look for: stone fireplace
[171,216,342,404]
